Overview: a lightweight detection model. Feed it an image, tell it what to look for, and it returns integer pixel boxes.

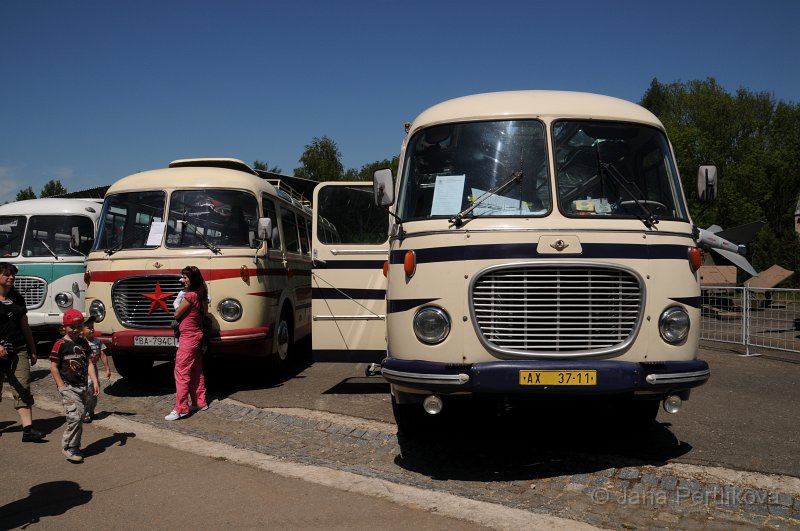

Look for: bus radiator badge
[550,240,569,252]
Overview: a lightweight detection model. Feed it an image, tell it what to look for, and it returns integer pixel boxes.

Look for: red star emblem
[142,281,175,315]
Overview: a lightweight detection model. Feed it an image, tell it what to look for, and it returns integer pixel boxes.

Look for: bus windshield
[0,216,26,257]
[398,120,550,221]
[166,189,259,249]
[24,215,95,257]
[95,191,166,253]
[554,120,688,222]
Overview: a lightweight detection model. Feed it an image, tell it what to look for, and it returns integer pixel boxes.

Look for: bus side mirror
[374,169,394,207]
[71,226,80,248]
[697,165,718,202]
[256,218,272,247]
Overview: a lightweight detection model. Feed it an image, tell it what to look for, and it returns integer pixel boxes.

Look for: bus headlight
[218,299,243,322]
[659,307,690,344]
[89,300,106,322]
[413,307,450,344]
[54,292,73,308]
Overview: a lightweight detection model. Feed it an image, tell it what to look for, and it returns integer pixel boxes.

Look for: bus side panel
[311,182,389,362]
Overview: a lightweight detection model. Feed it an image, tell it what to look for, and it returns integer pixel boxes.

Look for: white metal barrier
[700,286,800,356]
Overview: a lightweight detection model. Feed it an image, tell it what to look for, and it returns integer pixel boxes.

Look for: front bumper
[381,358,710,397]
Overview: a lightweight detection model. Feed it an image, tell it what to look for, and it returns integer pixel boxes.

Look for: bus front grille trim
[470,265,643,356]
[17,277,47,310]
[112,275,183,328]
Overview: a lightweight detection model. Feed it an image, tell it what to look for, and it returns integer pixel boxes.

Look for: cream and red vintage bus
[0,198,101,342]
[312,91,712,431]
[86,159,311,378]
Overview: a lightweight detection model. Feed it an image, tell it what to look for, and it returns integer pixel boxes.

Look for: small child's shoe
[63,448,84,463]
[22,427,44,442]
[164,410,187,421]
[83,413,92,423]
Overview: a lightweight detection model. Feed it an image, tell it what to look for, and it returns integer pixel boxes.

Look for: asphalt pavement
[0,397,555,530]
[2,342,799,530]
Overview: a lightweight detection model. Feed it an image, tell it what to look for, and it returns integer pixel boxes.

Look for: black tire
[269,308,293,372]
[112,354,154,380]
[391,394,429,436]
[627,399,660,432]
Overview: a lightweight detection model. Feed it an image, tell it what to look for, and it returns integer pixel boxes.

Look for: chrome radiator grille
[471,265,642,355]
[16,277,47,309]
[112,275,183,328]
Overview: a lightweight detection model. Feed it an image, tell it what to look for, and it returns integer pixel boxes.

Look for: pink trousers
[174,332,207,414]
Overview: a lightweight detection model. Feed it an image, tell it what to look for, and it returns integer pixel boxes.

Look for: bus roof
[106,166,279,197]
[0,197,102,216]
[408,91,663,136]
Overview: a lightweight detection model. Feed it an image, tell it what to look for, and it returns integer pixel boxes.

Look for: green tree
[40,180,67,198]
[16,187,36,201]
[253,160,282,174]
[294,136,344,181]
[343,156,400,181]
[641,78,800,284]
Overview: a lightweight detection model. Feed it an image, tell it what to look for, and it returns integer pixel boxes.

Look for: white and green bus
[0,198,101,341]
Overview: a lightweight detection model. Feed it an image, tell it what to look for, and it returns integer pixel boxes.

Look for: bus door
[311,182,388,362]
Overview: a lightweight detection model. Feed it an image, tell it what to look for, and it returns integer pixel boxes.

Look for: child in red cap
[49,309,99,463]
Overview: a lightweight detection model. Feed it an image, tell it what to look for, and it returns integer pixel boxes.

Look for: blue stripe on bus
[312,287,386,300]
[315,260,385,269]
[670,296,702,309]
[389,243,689,264]
[387,298,438,314]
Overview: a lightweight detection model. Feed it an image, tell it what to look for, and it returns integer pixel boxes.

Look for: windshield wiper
[176,217,221,255]
[34,238,60,260]
[105,227,144,256]
[449,170,523,227]
[594,142,658,229]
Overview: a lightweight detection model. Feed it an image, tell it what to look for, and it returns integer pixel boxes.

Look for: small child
[82,317,110,423]
[171,290,186,342]
[49,309,99,463]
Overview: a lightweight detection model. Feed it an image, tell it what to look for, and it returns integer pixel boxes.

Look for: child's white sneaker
[164,410,187,421]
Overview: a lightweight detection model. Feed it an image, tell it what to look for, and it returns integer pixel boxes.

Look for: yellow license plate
[519,370,597,386]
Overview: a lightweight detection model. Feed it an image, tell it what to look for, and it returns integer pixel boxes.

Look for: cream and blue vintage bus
[0,198,101,341]
[312,91,712,431]
[85,159,312,379]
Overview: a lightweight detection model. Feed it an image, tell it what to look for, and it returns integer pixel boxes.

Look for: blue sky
[2,0,798,204]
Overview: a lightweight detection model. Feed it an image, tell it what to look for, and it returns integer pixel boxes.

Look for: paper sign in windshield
[431,174,466,215]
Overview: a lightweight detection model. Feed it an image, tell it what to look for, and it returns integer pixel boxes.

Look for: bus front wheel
[270,309,293,372]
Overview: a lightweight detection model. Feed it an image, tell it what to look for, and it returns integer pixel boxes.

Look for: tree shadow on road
[0,481,92,529]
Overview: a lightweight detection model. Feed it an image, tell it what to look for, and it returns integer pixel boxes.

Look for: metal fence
[700,286,800,356]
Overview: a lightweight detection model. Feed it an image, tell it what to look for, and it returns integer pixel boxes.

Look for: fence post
[740,284,761,357]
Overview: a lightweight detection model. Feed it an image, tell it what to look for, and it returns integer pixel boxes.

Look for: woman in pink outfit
[165,266,209,421]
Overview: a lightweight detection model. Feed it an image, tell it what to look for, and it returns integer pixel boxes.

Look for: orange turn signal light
[240,265,250,281]
[84,271,91,287]
[404,250,416,277]
[688,247,702,272]
[382,260,389,277]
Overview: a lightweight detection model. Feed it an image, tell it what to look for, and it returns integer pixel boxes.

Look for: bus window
[262,196,281,249]
[0,216,26,258]
[166,189,258,249]
[300,217,310,255]
[95,191,166,251]
[316,185,388,244]
[25,215,95,257]
[280,207,300,253]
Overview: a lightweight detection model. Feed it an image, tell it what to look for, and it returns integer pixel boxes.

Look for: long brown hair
[181,266,208,304]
